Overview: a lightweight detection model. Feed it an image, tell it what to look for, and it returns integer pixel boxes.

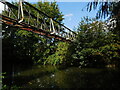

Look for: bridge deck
[1,14,71,42]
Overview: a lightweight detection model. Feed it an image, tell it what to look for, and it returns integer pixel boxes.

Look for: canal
[3,65,120,88]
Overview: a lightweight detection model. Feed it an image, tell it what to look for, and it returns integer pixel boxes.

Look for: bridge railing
[1,0,76,41]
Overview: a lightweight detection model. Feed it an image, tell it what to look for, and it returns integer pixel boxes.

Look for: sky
[57,2,98,30]
[0,0,105,30]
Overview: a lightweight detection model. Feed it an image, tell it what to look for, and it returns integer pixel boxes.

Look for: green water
[9,65,120,88]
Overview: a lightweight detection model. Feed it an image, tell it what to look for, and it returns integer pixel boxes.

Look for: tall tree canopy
[72,17,120,67]
[87,1,120,37]
[2,1,64,71]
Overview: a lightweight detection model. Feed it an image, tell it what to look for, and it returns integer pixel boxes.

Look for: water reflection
[12,66,120,88]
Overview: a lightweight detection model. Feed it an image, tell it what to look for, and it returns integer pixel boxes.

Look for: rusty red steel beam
[0,1,68,34]
[0,14,71,42]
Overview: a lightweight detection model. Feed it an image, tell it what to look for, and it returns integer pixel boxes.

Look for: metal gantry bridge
[0,0,77,42]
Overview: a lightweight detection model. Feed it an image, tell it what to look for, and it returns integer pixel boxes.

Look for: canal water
[6,65,120,88]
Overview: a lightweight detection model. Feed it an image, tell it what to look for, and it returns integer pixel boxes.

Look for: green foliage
[2,85,20,90]
[2,0,120,73]
[99,43,120,65]
[36,1,64,22]
[87,1,120,36]
[0,73,20,90]
[44,42,73,65]
[73,17,120,67]
[0,72,6,84]
[2,1,64,65]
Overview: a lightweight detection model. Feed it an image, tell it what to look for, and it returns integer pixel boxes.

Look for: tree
[2,1,65,82]
[36,1,64,23]
[72,17,120,67]
[44,42,74,66]
[87,1,120,36]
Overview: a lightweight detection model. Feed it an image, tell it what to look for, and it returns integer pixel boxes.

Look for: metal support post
[18,0,24,23]
[50,18,55,34]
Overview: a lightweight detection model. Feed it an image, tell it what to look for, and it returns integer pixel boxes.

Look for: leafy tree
[99,43,120,67]
[87,1,120,36]
[86,1,120,67]
[87,1,120,19]
[36,1,64,23]
[44,42,74,66]
[2,1,65,84]
[2,1,66,86]
[73,17,120,67]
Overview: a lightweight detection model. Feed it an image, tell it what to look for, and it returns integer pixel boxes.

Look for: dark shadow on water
[3,65,120,89]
